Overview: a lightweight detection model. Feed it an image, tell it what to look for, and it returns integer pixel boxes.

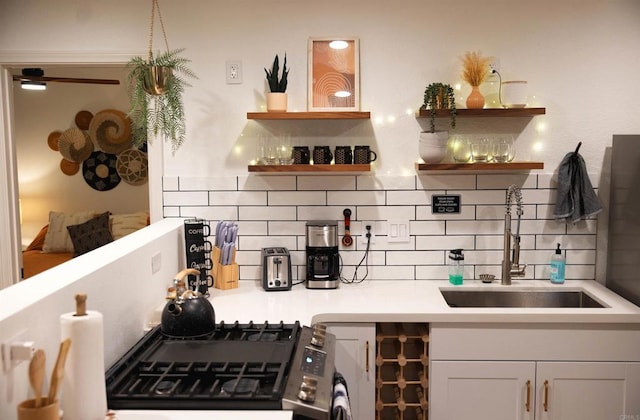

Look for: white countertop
[203,279,640,326]
[113,410,292,420]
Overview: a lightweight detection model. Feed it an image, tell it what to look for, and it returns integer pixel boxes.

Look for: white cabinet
[431,361,640,420]
[535,362,640,420]
[431,361,535,420]
[326,323,376,420]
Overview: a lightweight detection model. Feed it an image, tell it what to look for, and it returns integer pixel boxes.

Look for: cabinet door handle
[543,380,550,412]
[525,380,531,412]
[365,340,370,373]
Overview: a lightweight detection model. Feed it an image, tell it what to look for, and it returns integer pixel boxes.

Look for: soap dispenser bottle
[550,243,566,284]
[448,249,464,285]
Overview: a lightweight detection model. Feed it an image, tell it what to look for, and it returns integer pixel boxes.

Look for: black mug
[313,146,333,164]
[334,146,353,164]
[353,145,377,164]
[292,146,310,164]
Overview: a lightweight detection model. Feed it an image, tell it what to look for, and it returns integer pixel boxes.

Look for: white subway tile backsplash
[163,172,598,282]
[180,176,237,191]
[163,176,179,191]
[386,250,443,265]
[298,175,356,190]
[415,235,475,251]
[477,174,537,190]
[328,190,386,206]
[269,191,326,206]
[417,174,476,190]
[163,191,209,206]
[357,175,415,191]
[416,205,475,220]
[209,191,267,206]
[239,175,296,191]
[387,190,432,205]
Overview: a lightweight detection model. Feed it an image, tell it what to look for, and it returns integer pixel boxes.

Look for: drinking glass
[278,134,293,165]
[450,135,471,163]
[470,137,491,162]
[491,136,516,162]
[257,134,277,165]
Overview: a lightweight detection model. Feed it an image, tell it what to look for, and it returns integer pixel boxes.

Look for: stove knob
[311,324,327,347]
[297,375,318,403]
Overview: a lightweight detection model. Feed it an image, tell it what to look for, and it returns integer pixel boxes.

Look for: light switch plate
[387,220,410,243]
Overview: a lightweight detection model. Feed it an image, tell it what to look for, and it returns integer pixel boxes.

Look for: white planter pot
[266,92,287,112]
[419,131,449,163]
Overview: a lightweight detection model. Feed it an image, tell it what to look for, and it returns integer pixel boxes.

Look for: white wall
[13,66,149,244]
[0,218,184,420]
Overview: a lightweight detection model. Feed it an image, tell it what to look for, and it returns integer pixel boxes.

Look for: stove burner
[154,380,176,395]
[221,378,260,396]
[248,332,278,342]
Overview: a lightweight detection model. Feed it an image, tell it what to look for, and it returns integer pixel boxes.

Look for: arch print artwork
[308,37,360,111]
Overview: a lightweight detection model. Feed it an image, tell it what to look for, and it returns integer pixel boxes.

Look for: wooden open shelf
[415,161,544,171]
[417,107,545,118]
[248,163,371,173]
[247,111,371,120]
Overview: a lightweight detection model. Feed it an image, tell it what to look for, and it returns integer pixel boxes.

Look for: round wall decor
[82,151,121,191]
[74,110,94,130]
[88,109,133,154]
[58,127,95,162]
[48,131,61,151]
[116,149,148,186]
[60,158,81,176]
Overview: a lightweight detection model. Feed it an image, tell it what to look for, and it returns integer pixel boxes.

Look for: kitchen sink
[440,289,607,308]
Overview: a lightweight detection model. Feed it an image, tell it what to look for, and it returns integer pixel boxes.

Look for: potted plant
[460,51,491,109]
[419,83,457,163]
[126,48,197,151]
[264,54,289,112]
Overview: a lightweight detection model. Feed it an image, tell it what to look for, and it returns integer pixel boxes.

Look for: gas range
[105,321,336,419]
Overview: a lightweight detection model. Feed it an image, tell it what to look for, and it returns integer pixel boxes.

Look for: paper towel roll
[60,309,107,420]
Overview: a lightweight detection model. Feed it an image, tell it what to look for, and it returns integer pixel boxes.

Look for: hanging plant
[421,82,456,133]
[126,0,197,151]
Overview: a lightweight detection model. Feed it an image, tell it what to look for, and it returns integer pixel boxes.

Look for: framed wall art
[308,37,360,111]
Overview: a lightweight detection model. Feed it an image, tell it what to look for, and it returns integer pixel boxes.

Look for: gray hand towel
[554,150,602,223]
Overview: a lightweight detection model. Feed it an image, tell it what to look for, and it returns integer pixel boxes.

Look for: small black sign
[432,195,461,214]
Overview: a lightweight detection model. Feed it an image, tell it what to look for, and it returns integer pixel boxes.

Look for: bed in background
[22,210,149,279]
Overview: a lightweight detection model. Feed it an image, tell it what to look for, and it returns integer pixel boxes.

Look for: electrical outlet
[151,252,162,274]
[226,60,242,84]
[361,221,375,244]
[489,57,501,73]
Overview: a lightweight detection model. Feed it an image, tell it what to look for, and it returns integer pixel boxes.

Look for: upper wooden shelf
[415,161,544,171]
[417,108,546,118]
[248,164,371,173]
[247,111,371,120]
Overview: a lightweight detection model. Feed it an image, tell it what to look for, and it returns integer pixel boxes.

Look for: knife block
[212,246,239,290]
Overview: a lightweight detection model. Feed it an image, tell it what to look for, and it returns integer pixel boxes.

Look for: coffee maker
[306,220,340,289]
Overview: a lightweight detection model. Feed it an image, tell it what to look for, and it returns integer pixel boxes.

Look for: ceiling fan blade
[13,75,120,85]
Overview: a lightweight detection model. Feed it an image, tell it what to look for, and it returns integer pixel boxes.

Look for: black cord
[340,234,370,284]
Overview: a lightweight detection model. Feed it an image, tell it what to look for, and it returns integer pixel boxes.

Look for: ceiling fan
[12,68,120,90]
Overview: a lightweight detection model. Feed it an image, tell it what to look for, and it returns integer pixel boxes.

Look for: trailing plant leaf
[264,53,288,93]
[422,82,456,132]
[126,48,197,151]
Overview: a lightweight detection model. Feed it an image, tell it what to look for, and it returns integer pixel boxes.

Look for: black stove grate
[106,321,301,410]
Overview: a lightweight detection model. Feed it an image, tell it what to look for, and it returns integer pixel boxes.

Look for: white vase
[266,92,287,112]
[419,131,449,163]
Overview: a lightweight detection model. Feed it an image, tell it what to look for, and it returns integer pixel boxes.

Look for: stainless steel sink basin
[441,289,606,308]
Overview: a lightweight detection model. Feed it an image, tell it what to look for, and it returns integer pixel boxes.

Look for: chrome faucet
[502,185,526,285]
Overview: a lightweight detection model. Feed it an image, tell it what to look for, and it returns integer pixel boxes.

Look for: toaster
[261,247,292,291]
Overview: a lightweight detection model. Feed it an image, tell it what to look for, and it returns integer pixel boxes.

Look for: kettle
[160,268,216,337]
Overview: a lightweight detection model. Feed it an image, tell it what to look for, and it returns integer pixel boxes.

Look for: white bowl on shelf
[419,131,449,163]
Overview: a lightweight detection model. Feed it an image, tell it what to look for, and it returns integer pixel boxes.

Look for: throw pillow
[66,212,114,256]
[42,210,97,253]
[110,211,149,240]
